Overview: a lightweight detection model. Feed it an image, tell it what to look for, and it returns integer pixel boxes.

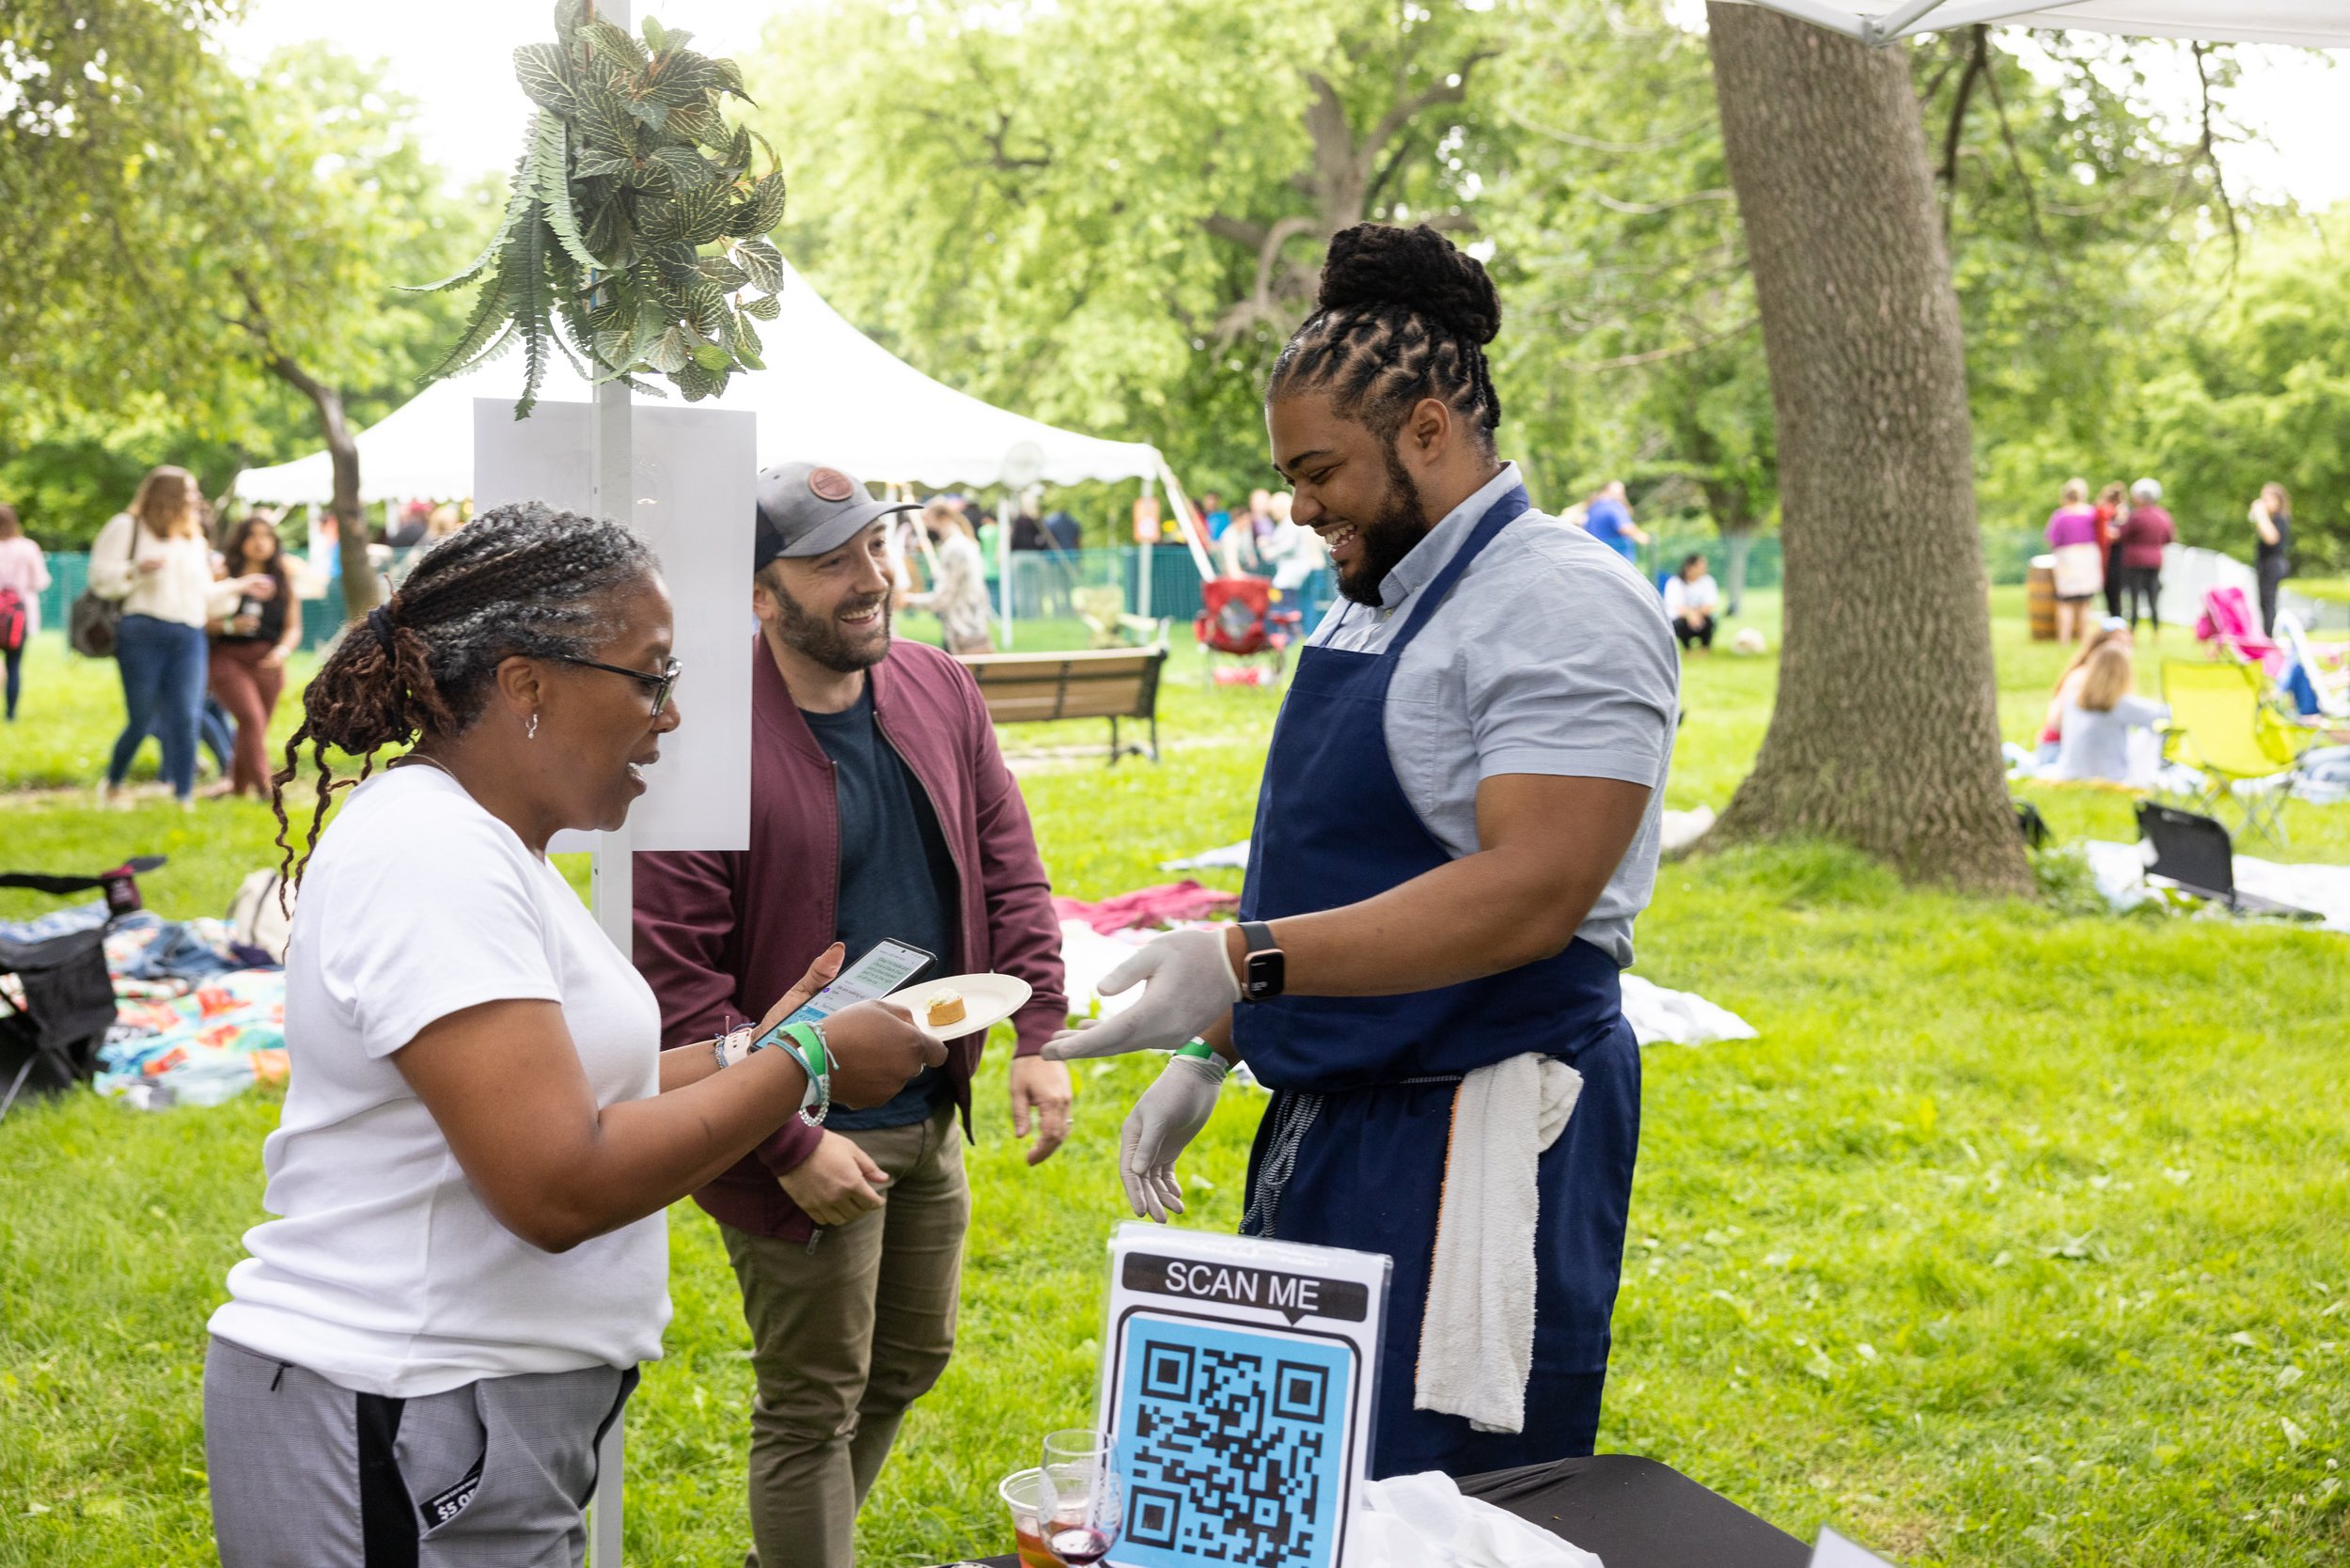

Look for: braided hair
[270,502,657,888]
[1266,223,1503,449]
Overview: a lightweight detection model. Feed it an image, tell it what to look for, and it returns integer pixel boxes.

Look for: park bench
[956,646,1167,765]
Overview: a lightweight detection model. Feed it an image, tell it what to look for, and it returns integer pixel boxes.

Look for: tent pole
[998,485,1014,649]
[1136,475,1155,620]
[1862,0,1953,43]
[584,29,630,1568]
[1897,0,2099,31]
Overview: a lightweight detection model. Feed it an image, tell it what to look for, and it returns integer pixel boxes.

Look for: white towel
[1414,1053,1583,1435]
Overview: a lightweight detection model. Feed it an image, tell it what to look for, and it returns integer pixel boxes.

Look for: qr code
[1113,1315,1354,1568]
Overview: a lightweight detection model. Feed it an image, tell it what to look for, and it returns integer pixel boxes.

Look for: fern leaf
[512,218,551,418]
[539,118,606,271]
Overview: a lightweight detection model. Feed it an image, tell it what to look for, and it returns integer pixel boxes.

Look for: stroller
[0,856,162,1121]
[1195,576,1304,684]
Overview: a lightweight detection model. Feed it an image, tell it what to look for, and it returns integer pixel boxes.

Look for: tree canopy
[1,12,489,546]
[744,0,2314,556]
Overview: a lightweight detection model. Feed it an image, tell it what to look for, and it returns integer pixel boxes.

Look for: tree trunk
[1701,4,2028,893]
[268,354,377,619]
[1722,525,1754,619]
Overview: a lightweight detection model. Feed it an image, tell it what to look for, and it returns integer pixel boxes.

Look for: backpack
[69,588,121,659]
[0,587,24,654]
[226,868,297,964]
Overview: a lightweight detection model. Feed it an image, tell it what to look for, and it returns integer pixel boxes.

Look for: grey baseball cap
[754,461,918,570]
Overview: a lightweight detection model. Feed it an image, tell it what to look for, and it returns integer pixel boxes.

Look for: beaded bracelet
[747,1019,832,1126]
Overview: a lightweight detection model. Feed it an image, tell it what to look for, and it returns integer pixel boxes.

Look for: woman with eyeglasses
[202,503,943,1568]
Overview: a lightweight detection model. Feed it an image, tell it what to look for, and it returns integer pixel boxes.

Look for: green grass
[6,602,2350,1565]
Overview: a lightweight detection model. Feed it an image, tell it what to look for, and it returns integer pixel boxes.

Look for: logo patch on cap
[807,467,856,503]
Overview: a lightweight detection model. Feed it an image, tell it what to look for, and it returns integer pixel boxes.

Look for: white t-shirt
[1662,573,1718,619]
[210,767,670,1398]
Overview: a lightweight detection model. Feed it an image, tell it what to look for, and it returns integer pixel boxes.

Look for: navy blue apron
[1232,485,1641,1480]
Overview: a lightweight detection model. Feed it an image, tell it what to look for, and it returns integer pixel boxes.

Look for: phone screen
[781,939,936,1027]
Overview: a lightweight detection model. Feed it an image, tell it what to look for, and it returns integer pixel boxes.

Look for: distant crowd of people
[0,469,481,806]
[1186,487,1330,592]
[2044,478,2174,642]
[84,469,308,807]
[2043,475,2297,642]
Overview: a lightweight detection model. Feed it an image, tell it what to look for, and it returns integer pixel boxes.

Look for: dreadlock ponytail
[1267,222,1505,444]
[269,503,656,891]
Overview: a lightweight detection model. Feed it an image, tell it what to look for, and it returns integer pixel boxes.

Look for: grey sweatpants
[204,1336,635,1567]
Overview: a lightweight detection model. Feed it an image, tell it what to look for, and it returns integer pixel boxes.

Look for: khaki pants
[724,1099,969,1568]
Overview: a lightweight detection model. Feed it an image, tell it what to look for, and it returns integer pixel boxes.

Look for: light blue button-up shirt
[1306,463,1679,966]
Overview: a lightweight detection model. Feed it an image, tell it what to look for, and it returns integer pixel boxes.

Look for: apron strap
[1389,484,1533,654]
[1241,1091,1323,1240]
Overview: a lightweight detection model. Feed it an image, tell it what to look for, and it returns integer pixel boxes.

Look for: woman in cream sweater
[88,467,271,806]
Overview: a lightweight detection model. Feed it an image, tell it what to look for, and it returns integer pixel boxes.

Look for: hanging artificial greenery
[409,0,787,415]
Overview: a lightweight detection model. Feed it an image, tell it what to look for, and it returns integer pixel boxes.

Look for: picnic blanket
[2081,840,2350,933]
[5,902,294,1109]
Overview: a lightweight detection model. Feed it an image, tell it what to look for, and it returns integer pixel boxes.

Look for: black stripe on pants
[356,1393,416,1567]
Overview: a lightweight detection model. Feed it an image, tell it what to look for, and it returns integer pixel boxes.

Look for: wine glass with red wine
[1040,1429,1124,1566]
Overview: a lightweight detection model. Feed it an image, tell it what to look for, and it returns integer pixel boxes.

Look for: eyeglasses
[553,654,682,715]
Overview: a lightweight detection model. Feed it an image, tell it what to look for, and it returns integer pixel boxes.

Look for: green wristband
[781,1023,828,1080]
[1174,1040,1217,1061]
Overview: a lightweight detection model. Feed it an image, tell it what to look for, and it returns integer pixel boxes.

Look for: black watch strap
[1238,920,1285,1002]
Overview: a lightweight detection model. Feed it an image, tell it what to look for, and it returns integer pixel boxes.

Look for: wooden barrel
[2026,556,2058,641]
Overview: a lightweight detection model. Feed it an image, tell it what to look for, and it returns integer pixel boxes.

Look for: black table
[939,1453,1810,1567]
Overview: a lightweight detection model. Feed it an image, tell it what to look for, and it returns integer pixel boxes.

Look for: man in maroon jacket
[634,461,1070,1568]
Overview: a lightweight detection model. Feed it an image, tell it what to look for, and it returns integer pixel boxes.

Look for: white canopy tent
[240,260,1164,502]
[1731,0,2350,47]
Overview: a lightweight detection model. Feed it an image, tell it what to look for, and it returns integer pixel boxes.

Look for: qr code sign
[1111,1314,1354,1568]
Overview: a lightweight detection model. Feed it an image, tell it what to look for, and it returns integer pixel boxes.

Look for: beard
[1332,447,1433,606]
[776,583,893,673]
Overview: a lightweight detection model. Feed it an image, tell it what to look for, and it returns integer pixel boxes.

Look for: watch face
[1245,949,1286,1001]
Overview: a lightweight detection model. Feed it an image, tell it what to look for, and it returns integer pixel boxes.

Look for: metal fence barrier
[30,531,2058,654]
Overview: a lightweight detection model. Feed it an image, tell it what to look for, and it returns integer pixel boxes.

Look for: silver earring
[527,713,540,741]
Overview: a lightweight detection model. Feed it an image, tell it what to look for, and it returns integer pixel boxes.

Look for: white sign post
[473,386,753,1568]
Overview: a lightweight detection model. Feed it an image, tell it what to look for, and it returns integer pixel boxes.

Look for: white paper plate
[888,973,1034,1040]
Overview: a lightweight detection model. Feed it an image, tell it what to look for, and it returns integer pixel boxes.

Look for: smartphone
[780,939,936,1027]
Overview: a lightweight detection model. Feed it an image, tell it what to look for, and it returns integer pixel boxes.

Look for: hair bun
[1316,223,1500,346]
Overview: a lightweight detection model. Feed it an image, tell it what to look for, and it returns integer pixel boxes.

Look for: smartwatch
[1237,921,1286,1003]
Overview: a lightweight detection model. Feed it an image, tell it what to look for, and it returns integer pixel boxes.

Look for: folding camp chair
[2278,614,2350,720]
[1073,586,1167,651]
[2158,661,2314,844]
[2193,586,2285,673]
[1195,576,1304,680]
[0,856,163,1121]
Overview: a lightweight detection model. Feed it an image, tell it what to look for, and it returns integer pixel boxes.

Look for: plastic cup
[1000,1466,1056,1568]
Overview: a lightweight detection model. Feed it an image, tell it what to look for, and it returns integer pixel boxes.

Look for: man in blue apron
[1048,223,1678,1479]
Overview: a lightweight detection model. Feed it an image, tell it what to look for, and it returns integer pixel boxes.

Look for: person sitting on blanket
[2055,640,2168,789]
[2033,618,2131,766]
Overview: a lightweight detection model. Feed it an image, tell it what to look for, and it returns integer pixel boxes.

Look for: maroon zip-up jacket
[633,633,1067,1242]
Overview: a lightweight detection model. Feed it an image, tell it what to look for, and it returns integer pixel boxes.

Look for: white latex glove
[1044,927,1242,1059]
[1121,1054,1229,1222]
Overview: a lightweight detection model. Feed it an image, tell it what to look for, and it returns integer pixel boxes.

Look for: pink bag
[2194,586,2284,673]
